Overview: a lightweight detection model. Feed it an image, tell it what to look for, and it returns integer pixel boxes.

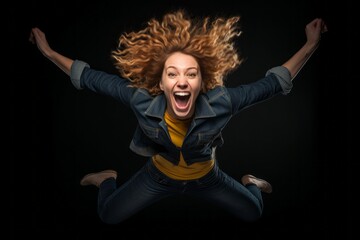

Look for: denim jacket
[71,60,292,165]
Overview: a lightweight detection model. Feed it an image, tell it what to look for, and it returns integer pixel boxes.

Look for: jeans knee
[232,202,263,222]
[98,207,124,225]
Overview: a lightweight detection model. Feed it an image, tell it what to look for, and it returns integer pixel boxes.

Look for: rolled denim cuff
[70,60,90,90]
[266,66,292,95]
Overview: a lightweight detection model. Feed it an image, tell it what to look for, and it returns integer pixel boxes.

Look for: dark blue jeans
[97,159,264,224]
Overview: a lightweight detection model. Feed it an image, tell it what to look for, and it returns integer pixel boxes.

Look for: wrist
[304,41,319,54]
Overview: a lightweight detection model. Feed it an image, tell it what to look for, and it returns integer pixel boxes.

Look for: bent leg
[191,167,265,222]
[97,162,174,224]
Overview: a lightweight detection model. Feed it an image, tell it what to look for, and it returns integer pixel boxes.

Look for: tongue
[176,96,188,108]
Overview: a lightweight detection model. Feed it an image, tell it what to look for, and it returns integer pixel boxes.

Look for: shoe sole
[244,174,273,194]
[80,170,117,186]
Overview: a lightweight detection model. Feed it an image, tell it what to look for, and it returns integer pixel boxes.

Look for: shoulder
[203,86,230,102]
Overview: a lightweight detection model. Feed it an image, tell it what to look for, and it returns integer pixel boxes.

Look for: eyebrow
[166,66,198,71]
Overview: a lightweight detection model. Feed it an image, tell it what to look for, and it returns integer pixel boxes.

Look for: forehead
[165,52,198,68]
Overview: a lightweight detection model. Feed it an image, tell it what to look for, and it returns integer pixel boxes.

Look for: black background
[12,0,352,239]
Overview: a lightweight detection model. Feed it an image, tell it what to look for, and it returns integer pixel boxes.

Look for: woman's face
[160,52,202,120]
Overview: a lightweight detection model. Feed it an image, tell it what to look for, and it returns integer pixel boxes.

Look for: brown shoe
[80,170,117,188]
[241,174,273,193]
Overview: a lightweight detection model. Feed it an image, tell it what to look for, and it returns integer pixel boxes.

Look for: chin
[174,110,192,120]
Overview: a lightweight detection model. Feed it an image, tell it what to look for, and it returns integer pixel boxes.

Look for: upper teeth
[175,92,190,96]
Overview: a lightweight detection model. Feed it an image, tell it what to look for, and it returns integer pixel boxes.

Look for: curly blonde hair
[112,9,243,96]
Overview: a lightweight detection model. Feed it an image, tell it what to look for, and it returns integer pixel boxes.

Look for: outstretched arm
[29,27,74,76]
[282,18,328,80]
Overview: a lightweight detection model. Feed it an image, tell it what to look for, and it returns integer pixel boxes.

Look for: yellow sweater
[152,111,214,180]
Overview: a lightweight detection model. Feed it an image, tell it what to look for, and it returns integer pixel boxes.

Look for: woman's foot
[241,174,273,193]
[80,170,117,188]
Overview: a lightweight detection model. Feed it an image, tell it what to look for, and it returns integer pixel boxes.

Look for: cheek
[160,78,175,93]
[192,79,203,93]
[160,82,172,98]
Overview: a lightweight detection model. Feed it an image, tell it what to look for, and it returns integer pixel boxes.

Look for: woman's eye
[168,73,176,78]
[187,73,197,78]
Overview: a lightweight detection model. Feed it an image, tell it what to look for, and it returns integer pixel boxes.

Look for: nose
[177,76,188,88]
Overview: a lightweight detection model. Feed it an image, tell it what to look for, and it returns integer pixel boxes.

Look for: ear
[159,80,164,91]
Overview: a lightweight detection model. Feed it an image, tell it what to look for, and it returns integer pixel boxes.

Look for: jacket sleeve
[227,66,292,114]
[265,66,293,95]
[70,60,135,106]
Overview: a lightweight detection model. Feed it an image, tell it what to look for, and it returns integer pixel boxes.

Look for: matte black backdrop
[13,0,352,239]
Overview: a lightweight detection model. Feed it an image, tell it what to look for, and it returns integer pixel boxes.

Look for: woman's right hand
[29,27,73,75]
[29,28,53,59]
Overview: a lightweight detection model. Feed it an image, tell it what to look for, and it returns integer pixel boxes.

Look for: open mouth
[174,92,191,110]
